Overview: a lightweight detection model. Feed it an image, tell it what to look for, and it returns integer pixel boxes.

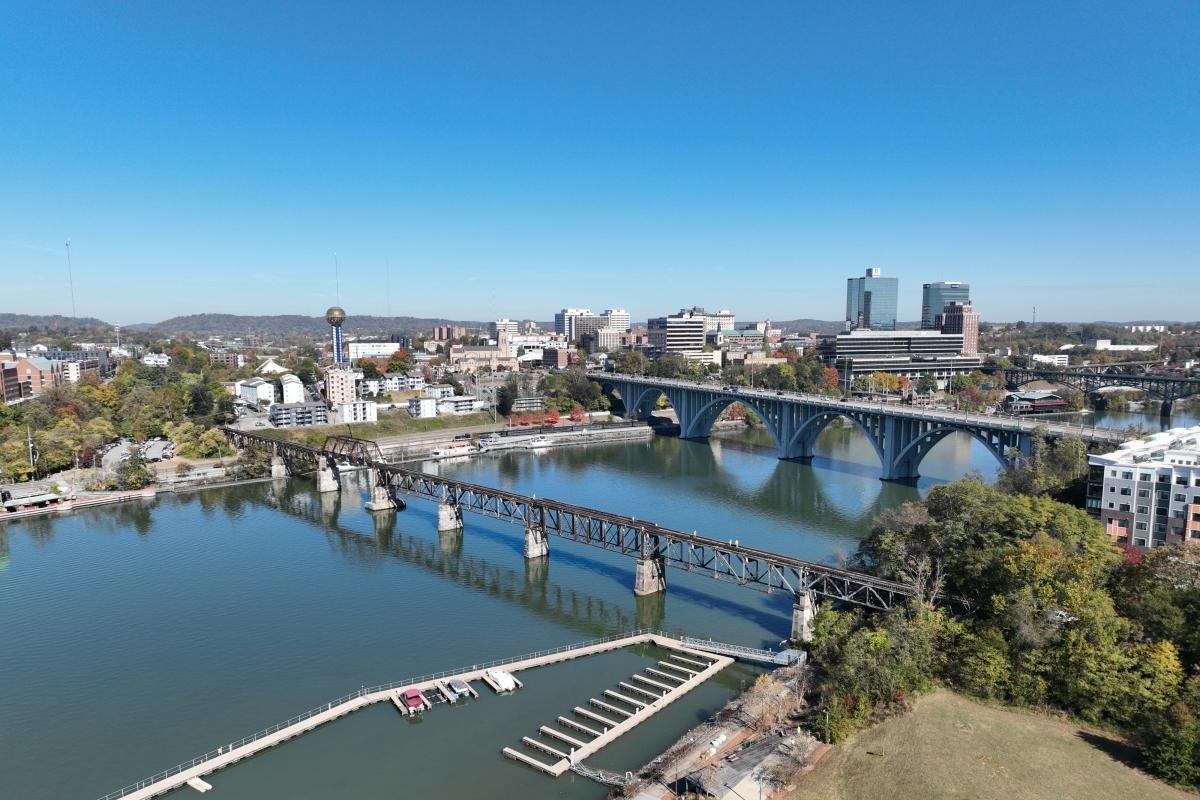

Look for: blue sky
[2,1,1196,325]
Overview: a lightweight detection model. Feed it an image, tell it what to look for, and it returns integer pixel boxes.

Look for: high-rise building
[705,309,736,333]
[602,308,631,332]
[647,309,707,354]
[935,301,980,356]
[921,282,970,329]
[490,319,519,340]
[324,364,360,406]
[846,268,898,331]
[554,308,592,337]
[325,306,347,364]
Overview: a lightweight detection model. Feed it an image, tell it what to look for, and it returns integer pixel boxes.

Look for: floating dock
[98,631,727,800]
[501,641,733,777]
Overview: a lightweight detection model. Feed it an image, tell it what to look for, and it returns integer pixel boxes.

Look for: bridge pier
[524,525,549,559]
[316,460,340,493]
[791,591,816,643]
[437,501,464,532]
[364,469,399,512]
[633,556,666,596]
[270,456,289,478]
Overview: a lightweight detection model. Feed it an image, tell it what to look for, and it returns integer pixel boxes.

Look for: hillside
[0,313,111,331]
[128,313,488,337]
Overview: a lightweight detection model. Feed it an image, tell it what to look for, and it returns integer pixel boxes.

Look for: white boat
[519,436,552,450]
[486,669,518,692]
[431,442,474,458]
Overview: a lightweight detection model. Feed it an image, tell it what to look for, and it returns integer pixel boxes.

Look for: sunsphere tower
[325,306,347,364]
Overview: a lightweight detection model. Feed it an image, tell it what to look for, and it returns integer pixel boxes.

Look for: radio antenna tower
[65,238,78,319]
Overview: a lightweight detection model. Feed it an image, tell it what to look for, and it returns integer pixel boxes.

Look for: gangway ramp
[680,636,806,666]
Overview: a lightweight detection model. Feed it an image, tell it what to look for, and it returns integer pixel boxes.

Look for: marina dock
[501,641,733,777]
[97,630,736,800]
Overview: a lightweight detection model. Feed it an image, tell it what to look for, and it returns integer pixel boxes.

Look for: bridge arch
[680,394,781,443]
[782,410,886,467]
[888,425,1012,479]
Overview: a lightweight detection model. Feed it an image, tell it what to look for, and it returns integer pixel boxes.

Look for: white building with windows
[335,400,378,424]
[602,308,631,332]
[437,395,484,415]
[347,341,404,360]
[407,397,439,418]
[280,373,305,405]
[1088,426,1200,550]
[141,353,170,367]
[238,377,276,405]
[424,384,456,400]
[1031,353,1070,367]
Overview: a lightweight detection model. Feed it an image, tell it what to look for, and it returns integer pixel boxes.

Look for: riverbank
[626,664,819,800]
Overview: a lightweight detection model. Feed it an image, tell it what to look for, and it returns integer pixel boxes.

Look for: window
[1120,487,1132,496]
[1119,504,1131,512]
[1177,476,1188,486]
[1137,506,1149,514]
[1139,489,1149,498]
[1135,538,1147,546]
[1140,473,1152,482]
[1136,522,1148,531]
[1175,493,1186,502]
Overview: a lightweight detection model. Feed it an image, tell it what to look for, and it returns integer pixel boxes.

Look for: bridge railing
[592,373,1127,441]
[96,628,692,800]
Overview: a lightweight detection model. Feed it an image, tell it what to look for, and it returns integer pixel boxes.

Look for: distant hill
[130,313,488,338]
[0,313,111,331]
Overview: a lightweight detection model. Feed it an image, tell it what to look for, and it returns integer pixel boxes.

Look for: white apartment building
[424,384,456,400]
[407,397,438,419]
[238,377,276,406]
[602,308,631,332]
[335,400,378,424]
[280,373,305,405]
[1031,353,1070,368]
[1088,426,1200,549]
[438,395,484,415]
[324,364,361,406]
[359,373,425,396]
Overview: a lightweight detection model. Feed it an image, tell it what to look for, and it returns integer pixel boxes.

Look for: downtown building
[846,268,898,331]
[647,309,712,362]
[921,281,970,330]
[935,301,980,355]
[1087,427,1200,550]
[818,329,982,390]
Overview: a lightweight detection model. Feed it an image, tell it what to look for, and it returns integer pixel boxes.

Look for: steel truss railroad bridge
[591,373,1128,481]
[985,366,1200,416]
[222,428,915,628]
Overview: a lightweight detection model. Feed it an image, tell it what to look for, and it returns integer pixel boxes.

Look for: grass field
[791,690,1192,800]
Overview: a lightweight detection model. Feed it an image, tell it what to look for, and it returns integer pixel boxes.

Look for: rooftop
[1091,426,1200,466]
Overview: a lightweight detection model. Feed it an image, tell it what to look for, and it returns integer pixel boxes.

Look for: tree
[917,374,938,394]
[356,358,381,379]
[615,350,648,374]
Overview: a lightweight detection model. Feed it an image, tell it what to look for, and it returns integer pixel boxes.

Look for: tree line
[807,445,1200,788]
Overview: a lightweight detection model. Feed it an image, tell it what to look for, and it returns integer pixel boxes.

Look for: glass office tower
[921,281,970,329]
[846,268,899,330]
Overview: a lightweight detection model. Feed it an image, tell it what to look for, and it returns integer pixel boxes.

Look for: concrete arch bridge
[592,373,1128,482]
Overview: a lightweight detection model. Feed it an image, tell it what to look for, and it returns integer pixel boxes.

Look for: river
[1,408,1194,799]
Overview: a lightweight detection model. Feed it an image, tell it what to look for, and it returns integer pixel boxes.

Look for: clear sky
[2,1,1197,325]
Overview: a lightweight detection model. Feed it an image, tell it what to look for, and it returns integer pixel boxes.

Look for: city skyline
[3,3,1198,323]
